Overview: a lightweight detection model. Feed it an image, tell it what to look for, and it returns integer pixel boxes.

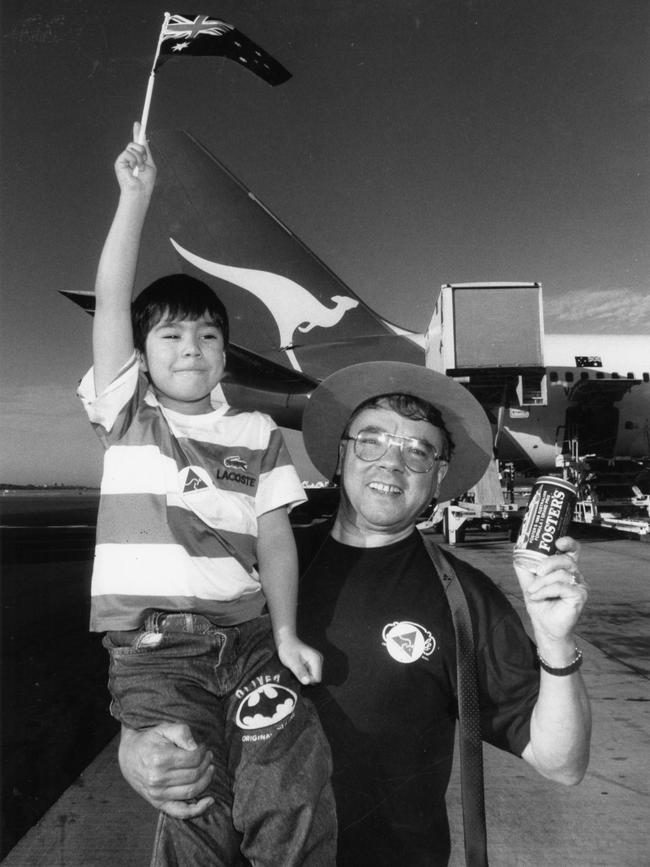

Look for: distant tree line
[1,483,98,490]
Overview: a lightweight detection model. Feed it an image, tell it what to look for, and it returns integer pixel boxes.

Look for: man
[119,361,591,866]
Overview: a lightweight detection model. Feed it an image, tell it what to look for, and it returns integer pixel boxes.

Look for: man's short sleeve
[477,607,539,755]
[451,555,540,757]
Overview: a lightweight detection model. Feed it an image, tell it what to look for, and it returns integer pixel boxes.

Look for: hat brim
[302,361,494,503]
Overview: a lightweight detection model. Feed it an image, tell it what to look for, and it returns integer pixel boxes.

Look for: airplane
[61,129,650,481]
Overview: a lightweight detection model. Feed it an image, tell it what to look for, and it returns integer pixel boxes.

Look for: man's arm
[257,506,323,685]
[516,537,591,784]
[93,123,156,396]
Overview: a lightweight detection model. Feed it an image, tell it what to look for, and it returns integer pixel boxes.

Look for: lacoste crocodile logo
[224,455,248,471]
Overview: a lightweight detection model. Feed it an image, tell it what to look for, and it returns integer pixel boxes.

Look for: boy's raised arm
[93,123,157,396]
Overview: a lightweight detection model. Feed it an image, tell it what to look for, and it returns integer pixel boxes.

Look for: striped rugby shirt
[79,356,307,632]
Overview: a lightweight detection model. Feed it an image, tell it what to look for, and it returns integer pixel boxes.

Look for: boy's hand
[277,636,323,685]
[114,121,157,195]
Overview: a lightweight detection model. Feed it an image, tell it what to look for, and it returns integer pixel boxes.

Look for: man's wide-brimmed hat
[302,361,494,502]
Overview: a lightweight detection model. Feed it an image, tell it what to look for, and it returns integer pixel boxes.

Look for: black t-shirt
[296,527,539,867]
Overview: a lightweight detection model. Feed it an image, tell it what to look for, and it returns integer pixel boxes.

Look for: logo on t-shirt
[224,455,248,471]
[235,683,297,730]
[181,467,210,493]
[382,621,436,664]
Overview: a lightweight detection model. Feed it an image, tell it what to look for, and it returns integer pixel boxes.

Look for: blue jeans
[104,612,336,866]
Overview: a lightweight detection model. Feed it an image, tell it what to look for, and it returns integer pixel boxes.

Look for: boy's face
[139,314,226,415]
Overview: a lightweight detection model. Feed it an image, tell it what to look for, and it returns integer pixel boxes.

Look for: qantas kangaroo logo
[170,238,359,371]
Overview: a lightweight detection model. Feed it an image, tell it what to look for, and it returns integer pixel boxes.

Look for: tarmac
[2,527,649,866]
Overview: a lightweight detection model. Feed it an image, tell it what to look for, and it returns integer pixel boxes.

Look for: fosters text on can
[513,476,577,567]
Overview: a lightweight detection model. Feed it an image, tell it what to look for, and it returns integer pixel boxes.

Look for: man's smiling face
[336,401,448,545]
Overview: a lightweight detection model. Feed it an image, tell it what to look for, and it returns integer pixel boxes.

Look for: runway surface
[2,493,649,865]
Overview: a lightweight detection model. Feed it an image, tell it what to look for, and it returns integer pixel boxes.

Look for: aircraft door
[564,403,620,457]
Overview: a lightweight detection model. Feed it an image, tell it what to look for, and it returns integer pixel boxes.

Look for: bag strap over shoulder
[419,532,489,867]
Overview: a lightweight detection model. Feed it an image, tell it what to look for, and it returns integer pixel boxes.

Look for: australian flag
[155,14,291,86]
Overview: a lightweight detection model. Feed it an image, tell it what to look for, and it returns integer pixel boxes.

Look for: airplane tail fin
[149,129,424,378]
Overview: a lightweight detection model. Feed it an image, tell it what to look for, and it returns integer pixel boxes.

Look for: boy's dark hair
[348,393,455,459]
[131,274,229,353]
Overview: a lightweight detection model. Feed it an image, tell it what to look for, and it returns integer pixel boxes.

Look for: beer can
[513,476,577,568]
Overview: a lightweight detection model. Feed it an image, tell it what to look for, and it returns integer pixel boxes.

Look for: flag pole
[137,11,170,144]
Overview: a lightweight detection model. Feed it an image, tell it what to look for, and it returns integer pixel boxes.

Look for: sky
[1,0,648,485]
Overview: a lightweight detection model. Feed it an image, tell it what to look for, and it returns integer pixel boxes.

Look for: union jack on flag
[161,14,233,43]
[154,13,291,86]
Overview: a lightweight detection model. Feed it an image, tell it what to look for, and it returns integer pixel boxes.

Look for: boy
[78,126,336,866]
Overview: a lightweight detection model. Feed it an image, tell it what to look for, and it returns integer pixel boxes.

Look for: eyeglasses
[342,429,444,473]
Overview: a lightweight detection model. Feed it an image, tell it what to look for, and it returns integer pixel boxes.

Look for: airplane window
[643,373,649,383]
[566,371,574,382]
[550,371,558,382]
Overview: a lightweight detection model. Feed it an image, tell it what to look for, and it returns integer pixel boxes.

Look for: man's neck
[331,515,415,548]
